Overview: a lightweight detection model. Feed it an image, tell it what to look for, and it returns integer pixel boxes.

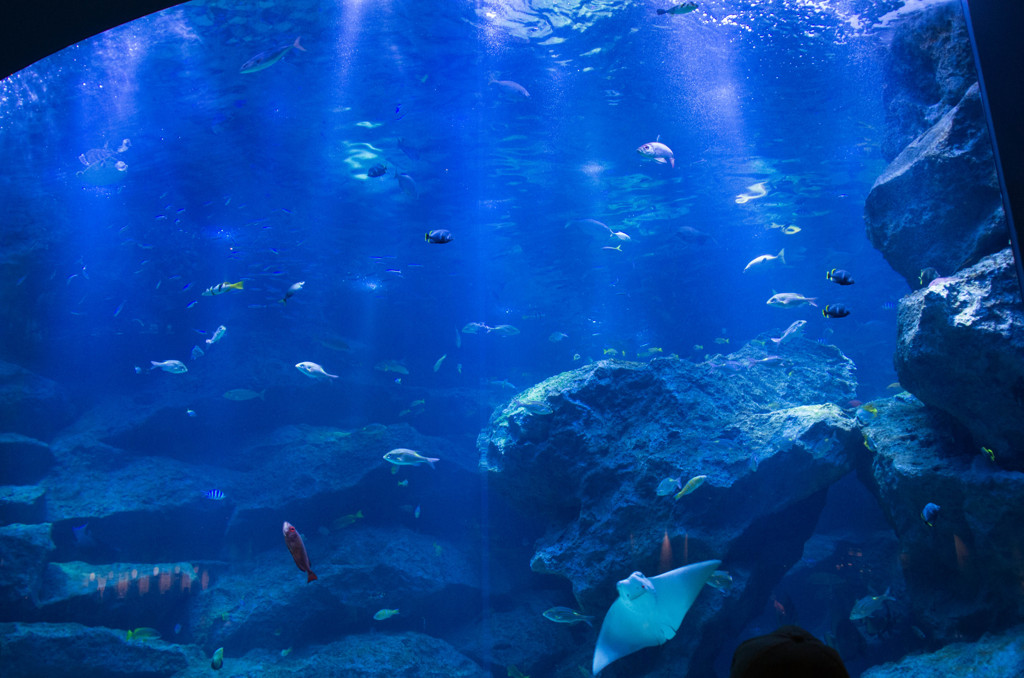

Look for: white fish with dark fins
[150,360,188,374]
[295,361,338,380]
[281,281,305,303]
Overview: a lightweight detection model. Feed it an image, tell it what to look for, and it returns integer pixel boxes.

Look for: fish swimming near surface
[211,647,224,670]
[489,77,531,98]
[384,448,440,469]
[674,474,707,500]
[636,141,675,168]
[826,268,855,285]
[282,521,317,583]
[821,304,851,319]
[849,588,895,621]
[240,36,306,73]
[295,361,338,380]
[921,502,941,526]
[657,2,698,14]
[766,293,817,309]
[150,360,188,374]
[373,608,400,621]
[543,606,595,626]
[771,319,806,344]
[425,229,453,244]
[743,248,785,272]
[203,281,244,296]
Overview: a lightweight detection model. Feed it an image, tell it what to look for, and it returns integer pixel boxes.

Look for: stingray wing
[592,559,721,674]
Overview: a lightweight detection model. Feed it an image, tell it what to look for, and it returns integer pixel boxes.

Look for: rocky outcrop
[0,523,55,619]
[0,433,55,485]
[895,249,1024,470]
[859,393,1024,641]
[861,624,1024,678]
[881,0,977,160]
[864,83,1006,287]
[0,361,73,441]
[0,622,194,678]
[480,340,860,676]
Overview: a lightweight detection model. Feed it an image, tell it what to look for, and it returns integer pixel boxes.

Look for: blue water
[1,0,952,676]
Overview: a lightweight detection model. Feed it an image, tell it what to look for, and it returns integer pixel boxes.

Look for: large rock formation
[895,249,1024,470]
[865,3,1008,288]
[861,624,1024,678]
[480,339,860,676]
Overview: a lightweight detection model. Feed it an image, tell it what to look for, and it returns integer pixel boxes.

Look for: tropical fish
[714,337,730,345]
[549,331,568,342]
[826,268,855,285]
[202,281,244,296]
[656,477,682,497]
[186,409,197,418]
[743,249,785,272]
[373,608,400,621]
[425,229,453,244]
[766,293,817,309]
[543,606,595,626]
[223,388,265,401]
[375,360,409,375]
[921,502,940,527]
[704,570,734,593]
[367,163,388,178]
[204,489,226,501]
[674,474,707,500]
[603,348,618,356]
[771,319,807,344]
[150,360,187,374]
[126,627,161,642]
[384,448,439,469]
[489,78,530,98]
[657,2,697,14]
[281,281,305,303]
[332,510,364,530]
[211,646,224,670]
[206,325,227,346]
[981,446,995,462]
[638,347,664,358]
[282,521,317,583]
[636,141,674,168]
[821,304,851,318]
[240,37,306,74]
[849,588,895,620]
[295,361,338,380]
[782,225,801,235]
[433,354,447,372]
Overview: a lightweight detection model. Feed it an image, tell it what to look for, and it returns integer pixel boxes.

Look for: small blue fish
[204,489,226,501]
[186,409,197,418]
[921,503,940,526]
[240,37,306,74]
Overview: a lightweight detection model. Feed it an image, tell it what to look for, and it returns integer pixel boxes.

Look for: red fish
[282,521,317,583]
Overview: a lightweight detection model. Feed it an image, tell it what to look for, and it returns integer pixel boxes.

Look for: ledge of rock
[895,249,1024,470]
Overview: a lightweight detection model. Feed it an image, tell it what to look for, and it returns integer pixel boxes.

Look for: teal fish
[373,608,400,621]
[384,448,439,469]
[240,37,306,74]
[656,476,682,497]
[211,647,224,670]
[849,587,895,621]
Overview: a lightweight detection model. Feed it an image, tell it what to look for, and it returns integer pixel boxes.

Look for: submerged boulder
[480,339,860,675]
[0,434,55,486]
[859,394,1024,642]
[861,624,1024,678]
[0,523,55,619]
[0,361,73,441]
[0,622,193,678]
[895,249,1024,470]
[864,83,1007,287]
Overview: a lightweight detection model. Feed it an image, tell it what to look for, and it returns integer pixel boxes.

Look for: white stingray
[592,559,721,674]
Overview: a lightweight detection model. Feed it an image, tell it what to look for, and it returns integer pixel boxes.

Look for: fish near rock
[771,319,806,344]
[826,268,855,285]
[283,521,317,583]
[921,502,940,526]
[384,448,440,469]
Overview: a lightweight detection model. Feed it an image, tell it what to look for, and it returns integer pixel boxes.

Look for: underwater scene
[1,0,1023,676]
